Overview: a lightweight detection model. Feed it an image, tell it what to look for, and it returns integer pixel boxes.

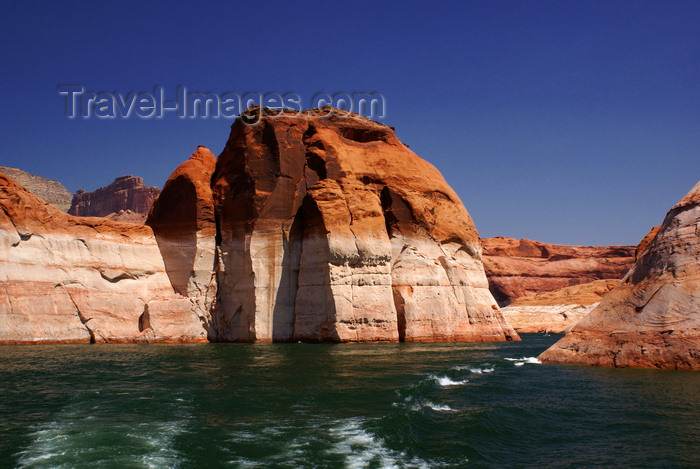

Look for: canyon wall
[539,181,700,369]
[482,237,635,306]
[0,108,518,344]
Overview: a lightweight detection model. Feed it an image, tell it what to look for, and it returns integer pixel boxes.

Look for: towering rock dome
[211,108,518,343]
[539,181,700,369]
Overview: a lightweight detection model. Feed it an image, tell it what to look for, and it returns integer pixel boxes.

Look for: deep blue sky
[1,0,698,245]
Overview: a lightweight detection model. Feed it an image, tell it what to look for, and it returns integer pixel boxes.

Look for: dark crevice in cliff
[138,304,151,332]
[10,232,32,247]
[380,186,398,236]
[305,153,327,180]
[261,121,282,178]
[380,186,406,342]
[294,194,340,342]
[340,126,389,143]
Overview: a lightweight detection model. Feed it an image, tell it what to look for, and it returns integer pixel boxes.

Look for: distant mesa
[0,165,72,212]
[69,175,160,223]
[539,180,700,369]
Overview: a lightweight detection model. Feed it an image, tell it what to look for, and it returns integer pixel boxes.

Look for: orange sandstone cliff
[210,108,517,342]
[146,146,218,331]
[539,181,700,369]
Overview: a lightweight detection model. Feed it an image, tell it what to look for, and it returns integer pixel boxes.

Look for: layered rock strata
[539,181,700,369]
[500,279,619,333]
[0,165,72,212]
[0,173,207,344]
[69,175,160,222]
[482,237,635,306]
[211,108,518,343]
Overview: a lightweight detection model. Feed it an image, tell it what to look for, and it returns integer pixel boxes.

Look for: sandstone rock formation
[69,175,160,222]
[0,165,72,211]
[482,237,635,306]
[500,279,619,333]
[0,108,519,345]
[146,146,218,327]
[211,108,518,343]
[539,181,700,369]
[0,173,207,344]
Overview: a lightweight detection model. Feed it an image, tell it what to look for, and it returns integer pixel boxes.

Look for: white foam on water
[328,418,434,468]
[328,418,400,468]
[467,367,495,374]
[136,420,188,468]
[504,357,542,365]
[17,407,188,468]
[433,375,469,386]
[407,400,457,412]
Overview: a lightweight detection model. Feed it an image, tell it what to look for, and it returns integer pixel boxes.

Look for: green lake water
[0,334,698,468]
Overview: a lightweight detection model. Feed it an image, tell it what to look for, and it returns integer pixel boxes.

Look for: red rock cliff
[0,109,518,345]
[482,237,635,306]
[69,175,160,221]
[146,146,218,327]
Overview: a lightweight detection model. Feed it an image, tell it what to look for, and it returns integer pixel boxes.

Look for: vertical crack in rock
[63,286,96,344]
